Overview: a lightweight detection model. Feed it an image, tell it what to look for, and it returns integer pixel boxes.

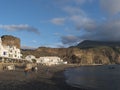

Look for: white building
[25,55,36,62]
[0,38,22,59]
[36,56,67,66]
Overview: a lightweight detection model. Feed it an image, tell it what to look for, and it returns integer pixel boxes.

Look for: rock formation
[1,35,20,49]
[21,40,120,65]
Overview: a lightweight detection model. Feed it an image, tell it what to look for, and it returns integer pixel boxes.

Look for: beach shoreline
[0,64,84,90]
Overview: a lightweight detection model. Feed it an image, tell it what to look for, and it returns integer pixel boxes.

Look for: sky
[0,0,120,49]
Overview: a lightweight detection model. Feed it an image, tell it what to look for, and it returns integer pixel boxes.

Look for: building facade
[0,38,22,59]
[25,55,36,62]
[36,56,67,66]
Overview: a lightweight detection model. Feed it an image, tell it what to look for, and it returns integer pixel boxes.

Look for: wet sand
[0,64,83,90]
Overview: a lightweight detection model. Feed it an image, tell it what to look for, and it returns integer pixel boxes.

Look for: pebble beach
[0,64,82,90]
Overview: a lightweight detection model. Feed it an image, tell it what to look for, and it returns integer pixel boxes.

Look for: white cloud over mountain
[59,0,120,46]
[61,35,80,45]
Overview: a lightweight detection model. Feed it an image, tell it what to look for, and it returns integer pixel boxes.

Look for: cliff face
[21,40,120,65]
[21,46,120,65]
[69,47,120,64]
[1,35,20,49]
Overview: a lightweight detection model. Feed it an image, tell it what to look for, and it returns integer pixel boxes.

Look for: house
[25,55,36,62]
[0,38,22,59]
[36,56,67,66]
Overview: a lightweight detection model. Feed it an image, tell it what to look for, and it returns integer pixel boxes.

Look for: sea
[64,64,120,90]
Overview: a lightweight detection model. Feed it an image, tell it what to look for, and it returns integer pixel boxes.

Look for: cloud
[77,18,120,41]
[100,0,120,16]
[74,0,87,4]
[50,18,66,25]
[31,40,37,43]
[74,0,94,5]
[63,6,96,30]
[70,15,96,30]
[39,42,66,48]
[94,18,120,41]
[61,17,120,46]
[53,0,94,6]
[61,35,80,45]
[21,45,37,50]
[60,6,98,45]
[57,0,120,46]
[0,24,40,34]
[53,32,61,36]
[63,6,85,15]
[60,0,120,16]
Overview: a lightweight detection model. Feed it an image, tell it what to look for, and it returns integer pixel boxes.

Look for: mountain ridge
[76,40,120,48]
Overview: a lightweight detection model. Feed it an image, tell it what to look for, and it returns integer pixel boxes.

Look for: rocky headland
[1,35,20,49]
[21,40,120,65]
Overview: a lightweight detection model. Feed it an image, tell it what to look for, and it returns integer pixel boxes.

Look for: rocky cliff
[21,46,120,65]
[1,35,20,49]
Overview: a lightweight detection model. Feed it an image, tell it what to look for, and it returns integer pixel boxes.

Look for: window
[15,55,17,57]
[3,52,6,55]
[10,50,12,53]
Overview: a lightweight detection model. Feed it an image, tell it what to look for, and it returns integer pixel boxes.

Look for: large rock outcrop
[1,35,20,49]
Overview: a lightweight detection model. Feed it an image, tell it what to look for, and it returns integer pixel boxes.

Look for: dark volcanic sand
[0,64,85,90]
